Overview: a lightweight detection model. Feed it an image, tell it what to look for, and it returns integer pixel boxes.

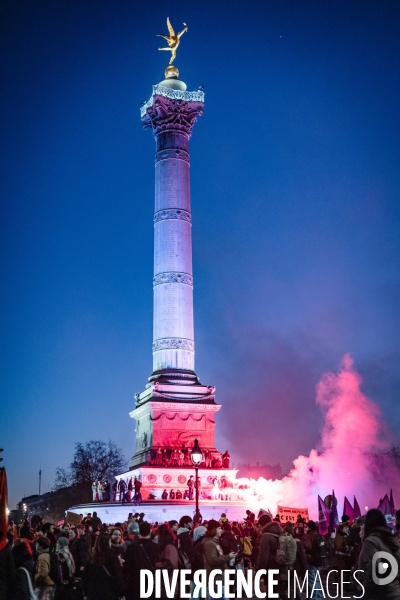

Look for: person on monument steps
[187,475,194,500]
[133,477,142,505]
[112,481,117,502]
[117,478,126,502]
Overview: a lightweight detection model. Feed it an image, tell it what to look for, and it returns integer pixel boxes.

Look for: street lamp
[191,438,203,525]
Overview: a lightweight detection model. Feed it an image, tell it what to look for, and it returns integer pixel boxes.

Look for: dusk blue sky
[1,0,399,508]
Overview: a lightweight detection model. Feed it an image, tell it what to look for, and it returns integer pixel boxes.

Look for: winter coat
[203,537,230,583]
[358,525,400,600]
[190,537,206,574]
[88,516,102,532]
[220,531,238,555]
[34,548,54,586]
[293,539,307,578]
[256,521,283,571]
[83,548,124,600]
[123,539,159,600]
[0,544,16,600]
[333,530,352,570]
[70,537,89,572]
[156,544,179,599]
[177,528,193,561]
[13,556,35,600]
[303,530,325,567]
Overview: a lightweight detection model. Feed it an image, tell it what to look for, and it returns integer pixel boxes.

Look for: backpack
[276,533,298,566]
[191,539,205,572]
[243,537,253,557]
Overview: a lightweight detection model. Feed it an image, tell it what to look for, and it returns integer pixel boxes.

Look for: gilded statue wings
[166,17,175,38]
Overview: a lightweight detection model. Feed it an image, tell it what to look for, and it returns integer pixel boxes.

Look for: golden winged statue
[157,17,188,65]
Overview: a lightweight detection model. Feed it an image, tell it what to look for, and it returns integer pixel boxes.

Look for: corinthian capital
[142,93,203,138]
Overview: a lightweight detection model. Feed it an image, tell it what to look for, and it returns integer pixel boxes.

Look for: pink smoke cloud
[231,354,398,517]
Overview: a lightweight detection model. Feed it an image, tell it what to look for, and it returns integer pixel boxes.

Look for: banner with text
[66,511,82,526]
[278,505,309,523]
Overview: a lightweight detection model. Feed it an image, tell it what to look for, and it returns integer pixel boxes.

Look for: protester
[12,539,35,600]
[177,516,194,562]
[0,532,16,600]
[358,508,400,599]
[108,528,124,558]
[55,536,75,599]
[123,521,159,600]
[69,527,89,573]
[156,524,179,598]
[302,520,326,600]
[219,522,238,555]
[203,519,237,600]
[34,536,55,586]
[83,532,124,600]
[88,511,102,533]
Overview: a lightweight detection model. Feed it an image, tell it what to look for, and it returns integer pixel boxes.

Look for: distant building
[13,488,73,523]
[236,462,283,481]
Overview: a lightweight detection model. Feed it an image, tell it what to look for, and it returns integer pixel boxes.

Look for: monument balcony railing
[140,85,205,117]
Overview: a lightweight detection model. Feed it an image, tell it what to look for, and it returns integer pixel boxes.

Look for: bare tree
[54,440,126,491]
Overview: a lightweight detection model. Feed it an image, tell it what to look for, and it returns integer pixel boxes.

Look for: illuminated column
[141,70,204,376]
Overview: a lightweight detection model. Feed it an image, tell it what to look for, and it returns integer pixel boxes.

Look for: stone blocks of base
[128,381,221,470]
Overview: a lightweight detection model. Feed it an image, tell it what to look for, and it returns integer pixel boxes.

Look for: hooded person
[202,520,237,599]
[190,526,207,575]
[256,519,287,597]
[220,522,239,555]
[358,509,400,600]
[177,516,194,562]
[56,536,75,598]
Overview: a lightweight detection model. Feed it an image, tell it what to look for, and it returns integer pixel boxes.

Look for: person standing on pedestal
[91,482,97,502]
[97,481,103,502]
[112,481,117,502]
[187,475,194,500]
[118,478,126,502]
[133,477,142,505]
[222,451,230,468]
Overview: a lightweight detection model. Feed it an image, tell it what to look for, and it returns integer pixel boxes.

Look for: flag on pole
[378,494,395,530]
[343,496,355,522]
[390,489,395,515]
[330,490,339,530]
[0,467,8,551]
[353,496,361,518]
[318,495,330,535]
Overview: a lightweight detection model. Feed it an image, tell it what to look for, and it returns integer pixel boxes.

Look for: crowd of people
[148,447,230,469]
[1,507,400,599]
